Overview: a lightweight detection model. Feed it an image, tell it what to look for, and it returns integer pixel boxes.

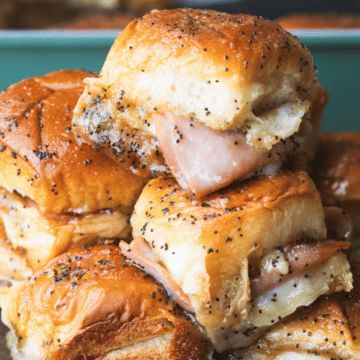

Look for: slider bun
[74,8,318,151]
[131,171,327,349]
[313,132,360,213]
[3,245,210,360]
[235,263,360,359]
[0,70,145,214]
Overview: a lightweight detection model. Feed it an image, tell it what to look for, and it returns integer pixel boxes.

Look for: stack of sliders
[0,69,211,359]
[0,8,357,359]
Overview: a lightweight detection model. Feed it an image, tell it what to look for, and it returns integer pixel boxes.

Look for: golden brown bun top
[278,13,360,29]
[141,170,318,221]
[131,170,327,350]
[107,8,315,96]
[6,245,209,359]
[313,132,360,213]
[73,8,320,169]
[132,170,325,278]
[0,70,146,214]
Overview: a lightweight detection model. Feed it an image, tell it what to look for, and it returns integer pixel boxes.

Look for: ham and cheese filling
[0,188,130,270]
[154,113,275,197]
[250,240,350,297]
[153,113,313,197]
[120,238,193,312]
[120,238,351,317]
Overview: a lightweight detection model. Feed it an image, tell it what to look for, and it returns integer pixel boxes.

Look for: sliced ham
[251,240,351,297]
[120,238,194,313]
[154,113,273,197]
[121,237,350,313]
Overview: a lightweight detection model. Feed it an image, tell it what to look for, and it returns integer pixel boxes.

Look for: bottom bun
[0,188,130,270]
[2,245,211,360]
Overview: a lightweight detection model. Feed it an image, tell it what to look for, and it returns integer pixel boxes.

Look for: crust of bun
[312,132,360,213]
[131,171,327,350]
[235,262,360,360]
[74,8,318,153]
[0,70,145,214]
[3,245,210,360]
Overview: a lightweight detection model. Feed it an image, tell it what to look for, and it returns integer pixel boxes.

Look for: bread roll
[2,245,211,360]
[0,70,149,277]
[73,8,326,196]
[126,171,352,351]
[0,69,145,215]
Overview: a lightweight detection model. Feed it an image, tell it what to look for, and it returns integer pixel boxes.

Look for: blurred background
[0,0,360,29]
[0,0,359,131]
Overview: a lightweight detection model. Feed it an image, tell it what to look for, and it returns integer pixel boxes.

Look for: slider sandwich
[121,171,353,352]
[2,245,211,359]
[233,261,360,360]
[0,70,146,284]
[73,8,327,197]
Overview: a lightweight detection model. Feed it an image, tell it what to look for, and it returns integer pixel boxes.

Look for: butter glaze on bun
[3,245,211,360]
[0,70,145,214]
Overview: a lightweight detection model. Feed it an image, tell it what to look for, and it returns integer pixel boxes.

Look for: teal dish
[0,30,359,132]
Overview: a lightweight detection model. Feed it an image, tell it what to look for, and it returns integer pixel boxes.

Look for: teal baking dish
[0,29,359,132]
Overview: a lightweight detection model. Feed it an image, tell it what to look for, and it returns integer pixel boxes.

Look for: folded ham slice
[154,113,273,197]
[120,238,194,312]
[121,238,350,314]
[251,240,351,297]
